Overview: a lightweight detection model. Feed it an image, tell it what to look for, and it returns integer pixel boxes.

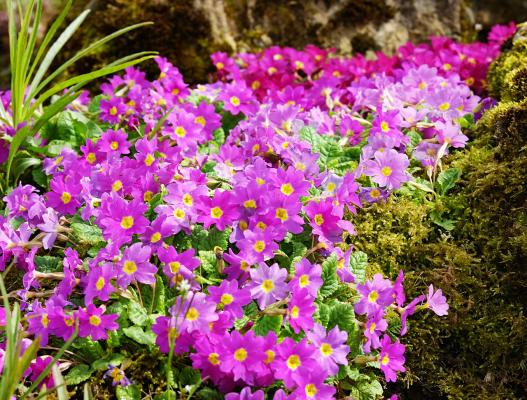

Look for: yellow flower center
[208,352,220,365]
[262,279,274,293]
[110,141,119,150]
[305,383,318,397]
[439,102,451,111]
[320,343,333,356]
[381,166,392,177]
[418,81,427,90]
[256,178,265,185]
[61,191,72,204]
[290,305,300,318]
[211,207,223,219]
[275,208,288,222]
[265,349,275,364]
[229,96,241,107]
[369,322,377,334]
[112,180,123,192]
[186,307,199,321]
[123,260,137,275]
[251,80,261,90]
[41,314,49,328]
[64,316,74,326]
[381,121,390,132]
[215,62,224,70]
[368,290,379,303]
[89,315,101,326]
[144,191,154,202]
[120,216,134,229]
[182,193,193,206]
[370,189,381,198]
[86,152,96,164]
[174,208,186,220]
[175,126,187,137]
[253,240,266,253]
[299,274,309,287]
[280,183,294,196]
[256,221,267,231]
[381,354,390,365]
[220,293,234,305]
[443,63,452,71]
[109,106,118,116]
[96,277,105,290]
[244,199,257,209]
[239,220,248,231]
[169,262,181,274]
[195,116,206,126]
[286,354,301,370]
[326,182,336,192]
[145,154,155,166]
[314,214,324,226]
[234,348,248,362]
[295,60,305,70]
[151,232,161,243]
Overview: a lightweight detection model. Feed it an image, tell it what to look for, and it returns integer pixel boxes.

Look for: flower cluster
[0,23,514,397]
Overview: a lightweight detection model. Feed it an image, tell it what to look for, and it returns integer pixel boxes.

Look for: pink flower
[78,304,119,341]
[426,284,449,316]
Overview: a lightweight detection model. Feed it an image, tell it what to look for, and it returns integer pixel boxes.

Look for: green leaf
[91,353,125,371]
[349,251,368,284]
[196,387,223,400]
[327,301,357,337]
[153,275,166,314]
[405,129,422,151]
[35,256,62,273]
[65,364,92,385]
[314,302,330,328]
[253,315,283,336]
[116,384,141,400]
[436,168,461,195]
[127,301,149,327]
[123,326,156,346]
[71,222,105,247]
[319,254,338,298]
[11,156,41,181]
[71,338,104,363]
[349,377,383,400]
[179,366,201,386]
[430,210,456,231]
[191,226,230,251]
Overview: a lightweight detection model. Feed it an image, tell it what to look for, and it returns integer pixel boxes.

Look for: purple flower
[292,368,336,399]
[104,365,131,387]
[78,304,119,341]
[208,279,252,319]
[426,284,449,316]
[379,335,406,382]
[287,289,315,334]
[400,295,425,335]
[84,263,117,304]
[289,259,323,298]
[225,387,265,400]
[306,323,349,376]
[197,190,240,231]
[117,243,157,288]
[175,292,219,333]
[355,273,394,316]
[362,149,410,190]
[36,208,60,249]
[249,263,288,309]
[363,310,387,353]
[98,129,130,156]
[46,175,81,215]
[219,330,266,384]
[237,229,279,263]
[158,247,199,287]
[272,337,318,389]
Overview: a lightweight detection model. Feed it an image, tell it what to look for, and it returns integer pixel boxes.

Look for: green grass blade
[26,0,73,87]
[30,21,153,101]
[28,8,91,103]
[21,0,42,88]
[28,54,155,115]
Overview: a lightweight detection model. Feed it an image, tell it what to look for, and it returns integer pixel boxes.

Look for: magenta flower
[355,273,394,316]
[151,315,193,354]
[426,284,449,316]
[46,175,81,215]
[208,279,252,319]
[28,356,55,390]
[99,97,126,124]
[225,387,265,400]
[306,323,349,376]
[99,193,149,245]
[158,247,199,287]
[175,292,219,333]
[191,334,235,391]
[78,304,119,341]
[237,229,279,263]
[249,263,289,309]
[292,369,336,400]
[117,243,157,288]
[26,301,52,346]
[363,310,388,353]
[219,330,266,384]
[379,335,406,382]
[36,208,60,249]
[98,129,130,156]
[48,308,77,341]
[197,190,240,231]
[287,289,315,334]
[218,82,256,116]
[104,365,131,387]
[84,262,117,304]
[289,259,323,298]
[362,149,410,190]
[272,337,318,388]
[400,295,425,336]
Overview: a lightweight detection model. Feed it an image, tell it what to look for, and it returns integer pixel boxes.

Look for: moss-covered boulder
[352,23,527,400]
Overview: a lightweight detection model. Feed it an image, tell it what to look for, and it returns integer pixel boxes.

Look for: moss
[351,25,527,399]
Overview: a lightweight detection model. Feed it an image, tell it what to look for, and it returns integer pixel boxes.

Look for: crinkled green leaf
[253,315,283,336]
[65,364,92,385]
[436,167,461,195]
[349,251,368,284]
[116,384,141,400]
[35,255,62,273]
[319,254,338,298]
[127,301,148,327]
[123,326,156,346]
